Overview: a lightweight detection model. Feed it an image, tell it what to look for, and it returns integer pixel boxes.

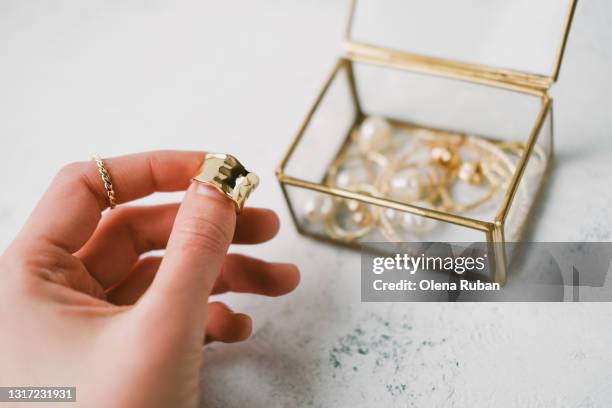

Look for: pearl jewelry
[345,200,359,212]
[335,169,354,189]
[303,194,333,222]
[431,145,458,167]
[358,116,392,152]
[314,115,544,244]
[458,161,483,185]
[384,208,398,222]
[351,210,370,226]
[389,172,423,202]
[399,211,435,233]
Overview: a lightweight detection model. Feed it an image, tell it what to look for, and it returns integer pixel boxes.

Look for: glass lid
[345,0,577,90]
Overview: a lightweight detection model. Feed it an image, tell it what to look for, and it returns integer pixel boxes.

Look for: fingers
[77,205,280,289]
[212,254,300,296]
[107,257,162,305]
[77,205,177,289]
[140,183,236,321]
[205,302,252,344]
[107,254,299,305]
[234,209,280,244]
[117,274,254,344]
[16,150,205,254]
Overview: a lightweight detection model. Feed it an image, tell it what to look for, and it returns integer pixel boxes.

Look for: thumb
[140,182,236,320]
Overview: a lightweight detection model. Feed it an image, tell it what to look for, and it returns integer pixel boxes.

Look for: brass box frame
[276,0,577,284]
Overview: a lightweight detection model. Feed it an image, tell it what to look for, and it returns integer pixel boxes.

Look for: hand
[0,151,300,407]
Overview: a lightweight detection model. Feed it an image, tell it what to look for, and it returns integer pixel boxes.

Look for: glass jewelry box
[276,0,577,284]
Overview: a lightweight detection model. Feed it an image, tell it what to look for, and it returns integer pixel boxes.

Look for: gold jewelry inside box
[310,117,546,245]
[276,0,577,284]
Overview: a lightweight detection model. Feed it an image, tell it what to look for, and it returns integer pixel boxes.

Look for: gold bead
[458,161,484,185]
[431,145,459,167]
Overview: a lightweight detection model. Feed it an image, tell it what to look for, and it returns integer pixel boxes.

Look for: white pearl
[400,212,435,233]
[351,210,368,226]
[358,116,392,152]
[335,169,354,189]
[303,195,332,222]
[431,146,452,163]
[458,161,483,185]
[346,199,360,212]
[389,174,422,201]
[384,208,398,222]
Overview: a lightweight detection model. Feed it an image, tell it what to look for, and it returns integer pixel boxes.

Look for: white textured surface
[1,1,611,407]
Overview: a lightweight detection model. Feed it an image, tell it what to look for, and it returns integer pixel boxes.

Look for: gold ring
[92,155,117,209]
[192,153,259,212]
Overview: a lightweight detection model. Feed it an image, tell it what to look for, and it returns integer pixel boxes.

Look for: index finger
[16,150,205,253]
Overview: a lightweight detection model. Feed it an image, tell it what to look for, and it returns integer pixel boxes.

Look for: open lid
[344,0,577,92]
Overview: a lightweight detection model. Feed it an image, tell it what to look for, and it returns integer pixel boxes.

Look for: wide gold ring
[192,153,259,212]
[92,155,117,209]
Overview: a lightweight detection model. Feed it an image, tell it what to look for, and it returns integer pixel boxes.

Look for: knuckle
[56,161,87,183]
[173,214,233,254]
[0,247,61,299]
[56,160,108,209]
[103,206,132,224]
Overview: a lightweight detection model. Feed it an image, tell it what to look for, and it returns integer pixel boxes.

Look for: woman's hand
[0,151,300,407]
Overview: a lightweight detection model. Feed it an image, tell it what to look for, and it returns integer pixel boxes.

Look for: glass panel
[284,184,487,244]
[350,0,570,77]
[281,60,549,248]
[348,61,543,224]
[504,105,553,242]
[353,61,541,141]
[284,62,356,183]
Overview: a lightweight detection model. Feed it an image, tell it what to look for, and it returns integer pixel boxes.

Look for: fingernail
[189,181,237,213]
[191,182,219,197]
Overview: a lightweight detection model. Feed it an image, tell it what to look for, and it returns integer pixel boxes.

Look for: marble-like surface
[1,1,611,406]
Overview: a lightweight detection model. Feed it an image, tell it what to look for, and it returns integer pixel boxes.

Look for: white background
[1,1,611,406]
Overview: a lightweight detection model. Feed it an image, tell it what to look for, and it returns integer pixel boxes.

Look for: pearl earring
[357,116,392,153]
[303,194,333,223]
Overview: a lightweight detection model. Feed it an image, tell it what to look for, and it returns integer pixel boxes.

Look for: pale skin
[0,151,300,407]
